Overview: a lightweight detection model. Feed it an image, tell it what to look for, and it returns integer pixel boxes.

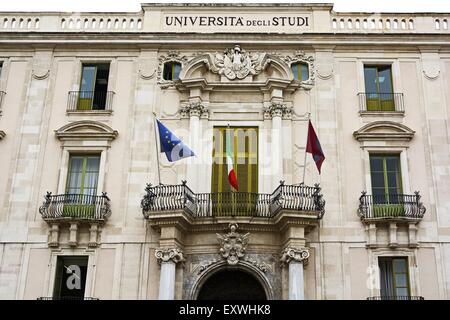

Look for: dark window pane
[163,62,181,81]
[173,63,181,80]
[53,256,88,300]
[371,172,385,188]
[370,156,383,171]
[364,66,378,93]
[393,258,407,273]
[386,157,399,171]
[378,66,393,94]
[291,63,299,80]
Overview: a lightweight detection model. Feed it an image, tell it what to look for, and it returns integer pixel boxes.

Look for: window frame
[78,62,111,111]
[291,62,310,82]
[162,61,181,81]
[65,154,101,196]
[369,153,403,202]
[369,250,418,299]
[46,251,96,300]
[378,256,412,298]
[58,148,107,196]
[211,126,259,194]
[52,255,89,299]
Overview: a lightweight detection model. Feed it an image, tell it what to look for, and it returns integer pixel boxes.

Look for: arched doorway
[197,269,267,300]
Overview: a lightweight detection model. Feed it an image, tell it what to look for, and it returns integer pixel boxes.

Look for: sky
[0,0,450,13]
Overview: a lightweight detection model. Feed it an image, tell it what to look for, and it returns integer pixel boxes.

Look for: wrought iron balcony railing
[141,181,325,219]
[358,191,426,221]
[37,296,99,300]
[39,192,111,222]
[0,91,5,113]
[67,91,114,112]
[358,92,404,112]
[367,296,424,300]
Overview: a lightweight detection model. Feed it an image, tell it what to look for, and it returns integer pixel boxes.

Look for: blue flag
[156,119,195,162]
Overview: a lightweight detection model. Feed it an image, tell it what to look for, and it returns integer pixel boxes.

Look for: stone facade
[0,3,449,300]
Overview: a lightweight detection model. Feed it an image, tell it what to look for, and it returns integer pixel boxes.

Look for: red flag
[306,120,325,174]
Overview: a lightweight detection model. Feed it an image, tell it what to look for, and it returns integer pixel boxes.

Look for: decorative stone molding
[155,248,185,264]
[0,130,5,140]
[179,101,209,119]
[138,58,157,80]
[195,259,220,275]
[209,45,265,80]
[157,51,189,88]
[32,50,52,80]
[54,120,118,143]
[353,121,415,142]
[217,223,250,265]
[316,64,333,80]
[280,247,310,265]
[244,257,270,273]
[263,102,292,120]
[423,69,440,80]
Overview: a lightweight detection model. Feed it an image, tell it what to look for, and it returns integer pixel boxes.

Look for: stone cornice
[146,209,321,234]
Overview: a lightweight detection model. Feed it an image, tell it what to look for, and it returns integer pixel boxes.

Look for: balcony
[141,181,325,232]
[358,93,404,114]
[39,192,111,247]
[367,296,424,300]
[358,191,426,222]
[67,91,114,113]
[39,192,111,222]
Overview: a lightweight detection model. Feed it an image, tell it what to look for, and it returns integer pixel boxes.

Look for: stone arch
[54,120,118,142]
[190,260,274,300]
[353,121,415,142]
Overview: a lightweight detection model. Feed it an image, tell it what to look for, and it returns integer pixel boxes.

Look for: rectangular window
[379,257,410,299]
[66,155,100,196]
[211,127,258,215]
[53,256,88,300]
[370,154,404,217]
[364,65,395,111]
[292,63,309,81]
[78,63,110,110]
[64,155,100,218]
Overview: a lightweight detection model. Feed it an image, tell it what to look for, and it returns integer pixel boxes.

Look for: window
[364,65,395,111]
[64,155,100,218]
[77,63,110,110]
[66,155,100,197]
[379,257,410,299]
[53,256,88,300]
[370,154,404,216]
[211,127,258,215]
[162,62,181,81]
[291,62,309,81]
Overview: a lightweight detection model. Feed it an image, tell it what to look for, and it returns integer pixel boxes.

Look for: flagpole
[302,112,311,185]
[152,112,162,185]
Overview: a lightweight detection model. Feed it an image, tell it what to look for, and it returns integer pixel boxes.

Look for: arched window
[291,62,309,81]
[163,62,181,81]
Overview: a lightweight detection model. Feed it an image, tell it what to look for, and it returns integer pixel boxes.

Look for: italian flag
[226,128,239,191]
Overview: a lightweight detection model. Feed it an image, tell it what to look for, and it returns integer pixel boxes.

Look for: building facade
[0,3,449,300]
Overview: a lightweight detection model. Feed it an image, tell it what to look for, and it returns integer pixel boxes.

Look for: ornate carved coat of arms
[217,223,250,265]
[210,45,264,80]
